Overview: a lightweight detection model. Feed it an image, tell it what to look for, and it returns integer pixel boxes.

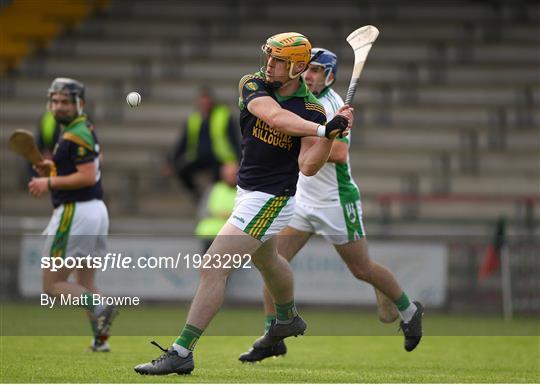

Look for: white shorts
[288,200,366,245]
[227,187,295,242]
[43,199,109,259]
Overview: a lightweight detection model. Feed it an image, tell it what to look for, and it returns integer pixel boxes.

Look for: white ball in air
[126,92,141,107]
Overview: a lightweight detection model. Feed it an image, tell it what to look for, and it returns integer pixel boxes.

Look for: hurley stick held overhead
[344,25,380,105]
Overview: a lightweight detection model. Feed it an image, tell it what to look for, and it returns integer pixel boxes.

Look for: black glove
[324,115,349,138]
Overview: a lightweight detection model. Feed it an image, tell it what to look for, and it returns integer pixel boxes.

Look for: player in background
[29,78,117,352]
[134,32,353,375]
[239,48,424,363]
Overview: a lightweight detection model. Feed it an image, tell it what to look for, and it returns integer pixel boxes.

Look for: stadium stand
[1,0,537,230]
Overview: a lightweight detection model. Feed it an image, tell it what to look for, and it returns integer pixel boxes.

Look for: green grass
[2,304,539,336]
[1,336,538,383]
[1,304,539,383]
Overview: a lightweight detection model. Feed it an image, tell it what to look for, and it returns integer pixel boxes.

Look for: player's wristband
[316,125,326,137]
[48,177,52,190]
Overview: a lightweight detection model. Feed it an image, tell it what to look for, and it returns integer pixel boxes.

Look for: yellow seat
[2,0,91,27]
[0,37,29,58]
[0,0,110,74]
[0,37,29,75]
[1,19,61,41]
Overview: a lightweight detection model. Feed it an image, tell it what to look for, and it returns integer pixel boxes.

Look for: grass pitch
[1,305,539,383]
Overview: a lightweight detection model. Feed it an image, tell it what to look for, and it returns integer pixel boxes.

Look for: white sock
[399,302,417,323]
[93,304,105,315]
[172,343,191,358]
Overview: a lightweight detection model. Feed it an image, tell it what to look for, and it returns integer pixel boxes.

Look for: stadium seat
[0,0,109,75]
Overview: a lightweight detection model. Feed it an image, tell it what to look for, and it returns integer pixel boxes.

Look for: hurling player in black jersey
[135,33,353,375]
[29,78,117,352]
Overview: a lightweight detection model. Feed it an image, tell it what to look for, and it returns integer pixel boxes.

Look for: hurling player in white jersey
[239,48,424,363]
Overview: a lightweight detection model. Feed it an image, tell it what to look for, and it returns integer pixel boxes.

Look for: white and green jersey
[295,87,360,207]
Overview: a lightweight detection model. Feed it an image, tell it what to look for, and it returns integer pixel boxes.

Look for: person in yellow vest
[194,162,238,251]
[165,88,240,200]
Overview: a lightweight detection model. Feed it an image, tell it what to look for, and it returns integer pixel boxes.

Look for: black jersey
[237,72,326,196]
[51,115,103,208]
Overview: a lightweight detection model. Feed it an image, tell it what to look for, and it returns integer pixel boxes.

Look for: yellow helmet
[262,32,312,79]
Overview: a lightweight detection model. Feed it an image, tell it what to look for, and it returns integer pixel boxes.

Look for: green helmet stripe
[268,39,284,48]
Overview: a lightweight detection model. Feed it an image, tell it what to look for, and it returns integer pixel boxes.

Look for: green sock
[275,300,298,322]
[264,315,276,332]
[174,324,203,351]
[81,292,96,312]
[394,292,411,311]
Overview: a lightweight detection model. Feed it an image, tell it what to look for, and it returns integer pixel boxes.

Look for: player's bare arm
[327,141,348,163]
[28,162,96,198]
[51,161,96,190]
[301,137,348,164]
[247,96,318,136]
[298,136,334,176]
[247,96,352,138]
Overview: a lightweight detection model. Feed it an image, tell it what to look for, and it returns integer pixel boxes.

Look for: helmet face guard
[48,77,85,116]
[261,32,312,88]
